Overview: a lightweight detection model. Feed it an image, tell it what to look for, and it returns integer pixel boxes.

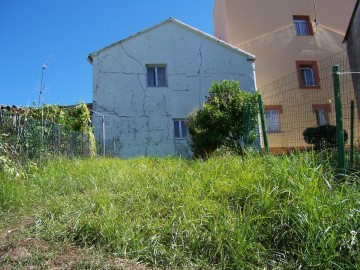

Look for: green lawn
[1,154,359,269]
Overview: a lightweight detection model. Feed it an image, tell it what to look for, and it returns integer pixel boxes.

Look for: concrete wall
[213,0,356,87]
[91,21,256,158]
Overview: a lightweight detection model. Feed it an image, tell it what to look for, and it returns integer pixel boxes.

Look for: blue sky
[0,0,214,106]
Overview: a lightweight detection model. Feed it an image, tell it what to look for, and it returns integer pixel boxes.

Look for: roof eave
[87,54,93,64]
[88,17,255,61]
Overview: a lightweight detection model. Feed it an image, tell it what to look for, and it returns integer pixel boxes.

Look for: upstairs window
[147,65,167,87]
[293,15,313,36]
[296,61,321,89]
[173,119,187,139]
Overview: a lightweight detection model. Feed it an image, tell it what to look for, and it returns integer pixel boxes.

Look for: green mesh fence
[258,44,360,168]
[0,109,93,164]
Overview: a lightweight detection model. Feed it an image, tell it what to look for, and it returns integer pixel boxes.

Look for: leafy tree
[186,80,259,158]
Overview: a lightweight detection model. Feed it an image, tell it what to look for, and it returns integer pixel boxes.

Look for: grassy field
[0,153,359,269]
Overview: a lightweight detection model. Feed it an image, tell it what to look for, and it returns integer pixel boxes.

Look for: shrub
[303,125,348,150]
[186,80,259,158]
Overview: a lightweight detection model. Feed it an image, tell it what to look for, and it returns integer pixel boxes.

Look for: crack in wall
[92,102,108,115]
[198,40,203,75]
[120,42,143,68]
[136,74,148,117]
[162,91,170,116]
[95,60,101,96]
[171,89,190,92]
[169,72,187,76]
[109,111,132,118]
[173,60,180,75]
[122,72,141,75]
[198,40,204,104]
[135,72,150,156]
[144,116,150,156]
[94,84,99,95]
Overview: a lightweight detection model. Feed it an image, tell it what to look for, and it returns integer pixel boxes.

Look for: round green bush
[303,125,348,149]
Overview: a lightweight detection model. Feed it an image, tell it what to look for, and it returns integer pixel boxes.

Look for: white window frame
[265,110,281,133]
[293,16,312,36]
[316,108,328,126]
[296,60,321,89]
[300,67,316,86]
[312,104,331,127]
[146,64,167,87]
[173,119,188,139]
[294,19,309,35]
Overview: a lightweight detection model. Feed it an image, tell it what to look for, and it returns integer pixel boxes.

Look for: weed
[1,154,359,269]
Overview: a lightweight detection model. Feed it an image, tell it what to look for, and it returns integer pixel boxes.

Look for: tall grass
[1,153,359,269]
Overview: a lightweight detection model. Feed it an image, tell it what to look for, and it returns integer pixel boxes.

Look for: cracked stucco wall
[91,21,256,158]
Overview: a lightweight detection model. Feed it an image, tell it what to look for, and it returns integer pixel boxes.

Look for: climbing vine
[0,101,96,176]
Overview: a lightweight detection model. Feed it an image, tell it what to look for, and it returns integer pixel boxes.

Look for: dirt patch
[0,218,157,270]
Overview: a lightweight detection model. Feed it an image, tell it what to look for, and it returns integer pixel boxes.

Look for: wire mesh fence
[258,44,360,167]
[0,108,93,165]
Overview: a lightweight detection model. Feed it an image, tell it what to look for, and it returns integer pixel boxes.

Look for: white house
[88,18,256,158]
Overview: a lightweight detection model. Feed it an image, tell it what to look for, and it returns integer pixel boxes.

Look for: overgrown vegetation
[0,102,96,176]
[186,80,259,158]
[1,154,359,269]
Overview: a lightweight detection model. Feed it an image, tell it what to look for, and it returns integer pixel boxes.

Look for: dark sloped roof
[344,0,360,42]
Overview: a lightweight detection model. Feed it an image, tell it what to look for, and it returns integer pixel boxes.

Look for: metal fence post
[258,95,269,153]
[332,65,345,170]
[350,100,355,166]
[243,104,251,147]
